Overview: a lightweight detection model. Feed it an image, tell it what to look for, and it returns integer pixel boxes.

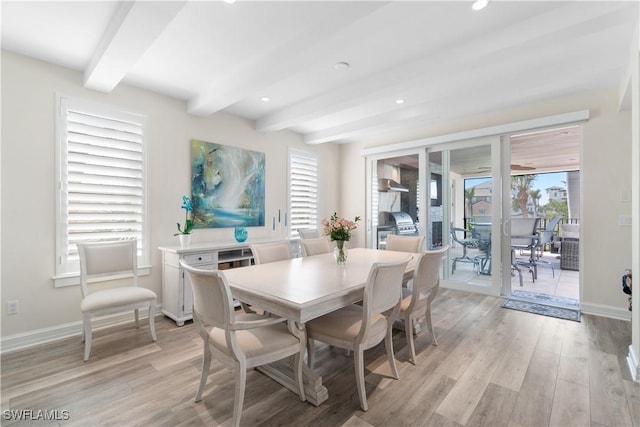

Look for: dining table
[223,247,417,406]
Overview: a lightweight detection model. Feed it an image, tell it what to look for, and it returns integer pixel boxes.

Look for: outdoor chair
[450,223,479,273]
[510,218,540,286]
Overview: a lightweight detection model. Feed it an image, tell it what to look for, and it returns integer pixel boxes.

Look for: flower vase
[178,234,191,248]
[334,240,347,265]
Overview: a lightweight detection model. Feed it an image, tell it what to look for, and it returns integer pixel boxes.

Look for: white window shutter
[289,150,318,238]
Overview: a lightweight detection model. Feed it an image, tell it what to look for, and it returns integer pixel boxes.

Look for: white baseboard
[0,304,162,355]
[628,345,640,382]
[580,302,632,321]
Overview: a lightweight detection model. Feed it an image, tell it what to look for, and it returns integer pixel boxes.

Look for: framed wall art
[190,139,265,228]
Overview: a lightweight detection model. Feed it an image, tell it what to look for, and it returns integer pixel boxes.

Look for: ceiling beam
[84,1,186,93]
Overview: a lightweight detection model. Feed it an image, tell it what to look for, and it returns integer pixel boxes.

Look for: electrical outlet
[7,300,19,315]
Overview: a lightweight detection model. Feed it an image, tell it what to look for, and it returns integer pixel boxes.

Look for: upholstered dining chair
[386,234,425,253]
[250,240,292,264]
[306,257,411,411]
[386,234,425,286]
[300,237,332,257]
[298,229,320,239]
[397,246,448,364]
[246,241,293,313]
[179,262,306,427]
[77,240,157,362]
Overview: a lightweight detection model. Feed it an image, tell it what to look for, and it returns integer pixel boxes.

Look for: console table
[158,239,284,325]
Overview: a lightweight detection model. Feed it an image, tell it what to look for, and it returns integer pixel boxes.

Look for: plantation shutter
[289,150,318,238]
[56,96,147,277]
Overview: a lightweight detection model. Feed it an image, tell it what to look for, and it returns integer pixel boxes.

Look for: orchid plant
[174,195,194,235]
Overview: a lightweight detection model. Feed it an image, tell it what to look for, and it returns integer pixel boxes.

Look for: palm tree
[529,188,541,217]
[511,175,536,218]
[464,187,475,220]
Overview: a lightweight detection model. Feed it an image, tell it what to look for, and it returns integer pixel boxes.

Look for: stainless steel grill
[378,211,418,235]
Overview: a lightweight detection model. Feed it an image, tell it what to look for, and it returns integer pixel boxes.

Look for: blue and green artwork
[190,139,265,228]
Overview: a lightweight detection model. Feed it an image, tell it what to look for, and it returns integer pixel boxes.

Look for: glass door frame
[364,148,427,250]
[428,136,504,296]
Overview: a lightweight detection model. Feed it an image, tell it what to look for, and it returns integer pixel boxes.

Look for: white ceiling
[2,1,638,147]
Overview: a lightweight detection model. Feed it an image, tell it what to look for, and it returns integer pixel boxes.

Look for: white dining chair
[246,241,293,313]
[387,234,426,286]
[306,257,410,411]
[398,246,448,364]
[180,261,306,427]
[77,240,157,361]
[300,237,331,257]
[298,229,320,239]
[386,234,425,253]
[250,240,292,264]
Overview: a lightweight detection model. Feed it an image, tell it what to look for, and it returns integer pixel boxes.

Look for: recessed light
[333,61,350,71]
[260,97,270,102]
[395,99,405,104]
[472,0,488,10]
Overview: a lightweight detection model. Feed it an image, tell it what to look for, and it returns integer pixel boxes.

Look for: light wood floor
[2,289,638,427]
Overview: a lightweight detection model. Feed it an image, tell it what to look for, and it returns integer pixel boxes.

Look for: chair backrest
[77,240,138,299]
[298,229,320,239]
[510,218,540,248]
[362,258,411,330]
[386,234,425,253]
[179,261,234,329]
[300,237,331,256]
[539,216,563,245]
[410,246,448,307]
[250,241,293,264]
[450,223,473,246]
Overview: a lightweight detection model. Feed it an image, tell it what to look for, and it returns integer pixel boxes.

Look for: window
[55,95,148,284]
[288,149,318,238]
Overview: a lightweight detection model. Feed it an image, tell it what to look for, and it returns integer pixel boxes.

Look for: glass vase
[234,226,248,243]
[334,240,348,265]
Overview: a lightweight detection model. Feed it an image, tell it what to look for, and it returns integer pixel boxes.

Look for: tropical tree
[464,187,475,220]
[529,188,541,217]
[511,174,536,218]
[543,199,568,220]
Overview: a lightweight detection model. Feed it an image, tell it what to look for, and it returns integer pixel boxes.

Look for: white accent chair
[386,234,425,253]
[179,262,306,427]
[300,237,332,257]
[398,246,448,364]
[77,240,157,362]
[306,258,411,411]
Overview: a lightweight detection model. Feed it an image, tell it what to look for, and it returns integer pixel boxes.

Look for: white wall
[0,51,340,338]
[342,90,633,318]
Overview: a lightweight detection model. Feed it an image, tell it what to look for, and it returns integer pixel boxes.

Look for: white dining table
[223,247,416,406]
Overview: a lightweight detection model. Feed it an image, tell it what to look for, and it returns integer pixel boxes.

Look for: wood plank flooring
[1,289,637,426]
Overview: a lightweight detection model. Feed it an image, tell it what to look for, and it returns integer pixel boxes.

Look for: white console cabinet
[158,240,274,326]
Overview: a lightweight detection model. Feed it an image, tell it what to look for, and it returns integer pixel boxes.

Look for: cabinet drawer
[183,252,218,265]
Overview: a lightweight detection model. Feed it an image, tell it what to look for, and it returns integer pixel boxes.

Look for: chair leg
[354,346,368,412]
[426,305,438,346]
[148,303,157,342]
[134,308,139,328]
[195,342,212,403]
[232,363,247,427]
[385,323,399,380]
[83,314,92,362]
[404,315,416,365]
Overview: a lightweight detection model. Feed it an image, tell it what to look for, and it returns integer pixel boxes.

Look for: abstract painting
[190,139,265,228]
